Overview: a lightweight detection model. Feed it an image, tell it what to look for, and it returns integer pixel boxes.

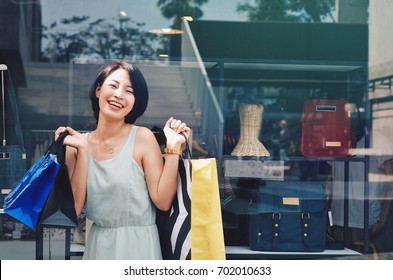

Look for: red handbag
[301,99,351,158]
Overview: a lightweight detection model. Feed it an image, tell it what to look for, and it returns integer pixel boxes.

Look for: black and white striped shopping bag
[157,155,191,260]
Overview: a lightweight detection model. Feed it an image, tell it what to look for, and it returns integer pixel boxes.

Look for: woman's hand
[163,117,190,150]
[55,126,88,152]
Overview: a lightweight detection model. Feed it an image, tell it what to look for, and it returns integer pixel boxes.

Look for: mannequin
[231,103,270,157]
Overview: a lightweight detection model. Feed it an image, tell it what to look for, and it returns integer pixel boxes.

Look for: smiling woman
[53,61,191,259]
[89,62,147,125]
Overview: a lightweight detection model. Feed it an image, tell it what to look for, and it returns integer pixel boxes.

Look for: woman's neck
[93,121,130,155]
[95,121,128,139]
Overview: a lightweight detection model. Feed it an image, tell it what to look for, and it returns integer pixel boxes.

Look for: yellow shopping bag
[191,158,226,260]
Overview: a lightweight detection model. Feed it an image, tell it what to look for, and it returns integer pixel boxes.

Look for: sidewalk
[0,239,82,260]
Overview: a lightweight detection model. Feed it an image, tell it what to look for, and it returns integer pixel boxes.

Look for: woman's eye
[109,84,117,89]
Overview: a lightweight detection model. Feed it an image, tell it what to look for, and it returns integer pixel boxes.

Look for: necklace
[95,123,127,154]
[96,130,115,154]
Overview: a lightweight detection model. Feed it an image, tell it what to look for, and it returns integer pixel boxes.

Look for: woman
[55,61,190,259]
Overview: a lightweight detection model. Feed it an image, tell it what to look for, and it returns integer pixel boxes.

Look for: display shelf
[225,246,361,260]
[219,57,370,257]
[221,157,370,256]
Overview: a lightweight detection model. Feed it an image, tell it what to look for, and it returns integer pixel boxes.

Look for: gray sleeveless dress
[83,126,162,259]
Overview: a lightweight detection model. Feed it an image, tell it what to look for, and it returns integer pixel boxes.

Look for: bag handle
[46,131,69,164]
[180,132,192,159]
[1,66,24,147]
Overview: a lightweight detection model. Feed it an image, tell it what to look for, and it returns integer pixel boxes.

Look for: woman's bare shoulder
[135,126,157,144]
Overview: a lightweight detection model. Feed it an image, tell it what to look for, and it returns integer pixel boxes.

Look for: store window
[2,0,393,260]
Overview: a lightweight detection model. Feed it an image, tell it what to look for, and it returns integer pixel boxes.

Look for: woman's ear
[96,86,101,98]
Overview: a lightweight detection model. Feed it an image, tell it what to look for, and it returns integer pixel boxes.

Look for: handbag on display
[3,131,77,229]
[0,64,27,190]
[248,182,327,252]
[301,99,351,158]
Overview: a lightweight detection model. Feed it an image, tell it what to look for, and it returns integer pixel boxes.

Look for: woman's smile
[108,99,124,110]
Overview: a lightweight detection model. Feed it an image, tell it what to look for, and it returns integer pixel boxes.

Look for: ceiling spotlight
[181,16,193,21]
[148,28,183,34]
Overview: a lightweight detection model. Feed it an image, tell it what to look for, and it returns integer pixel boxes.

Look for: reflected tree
[83,19,116,60]
[41,16,90,62]
[157,0,208,29]
[156,0,208,57]
[237,0,335,23]
[41,15,158,62]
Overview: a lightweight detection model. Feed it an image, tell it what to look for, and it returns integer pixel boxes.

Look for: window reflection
[5,0,393,260]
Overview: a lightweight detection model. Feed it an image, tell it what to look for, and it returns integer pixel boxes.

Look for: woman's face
[96,68,135,121]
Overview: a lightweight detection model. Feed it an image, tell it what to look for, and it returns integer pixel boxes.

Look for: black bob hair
[89,61,149,124]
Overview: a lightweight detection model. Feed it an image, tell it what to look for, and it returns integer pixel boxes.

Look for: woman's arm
[139,118,190,211]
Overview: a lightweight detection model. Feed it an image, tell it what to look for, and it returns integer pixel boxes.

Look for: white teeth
[108,101,123,108]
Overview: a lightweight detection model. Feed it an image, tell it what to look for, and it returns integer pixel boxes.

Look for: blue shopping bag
[3,132,68,229]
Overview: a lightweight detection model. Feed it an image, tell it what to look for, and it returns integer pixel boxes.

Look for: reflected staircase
[17,61,199,130]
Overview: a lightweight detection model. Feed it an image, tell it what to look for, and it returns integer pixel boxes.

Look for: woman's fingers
[169,119,181,130]
[164,117,191,144]
[166,117,188,133]
[54,126,67,140]
[181,126,191,139]
[54,126,78,143]
[65,126,77,135]
[165,117,174,128]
